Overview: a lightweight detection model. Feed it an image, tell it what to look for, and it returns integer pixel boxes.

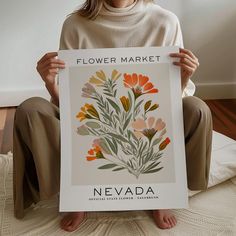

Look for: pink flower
[131,117,166,141]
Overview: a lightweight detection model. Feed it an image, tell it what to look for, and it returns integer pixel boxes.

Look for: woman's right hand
[36,52,65,106]
[36,52,65,85]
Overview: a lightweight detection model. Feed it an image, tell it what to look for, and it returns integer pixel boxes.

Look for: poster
[58,46,188,212]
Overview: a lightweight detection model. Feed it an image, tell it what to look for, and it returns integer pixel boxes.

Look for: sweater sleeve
[172,16,184,48]
[59,14,79,50]
[173,16,196,97]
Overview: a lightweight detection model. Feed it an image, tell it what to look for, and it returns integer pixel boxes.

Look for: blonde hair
[77,0,152,19]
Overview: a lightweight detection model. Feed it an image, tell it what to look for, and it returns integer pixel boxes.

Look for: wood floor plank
[0,108,7,129]
[0,130,3,153]
[1,107,16,154]
[205,99,236,141]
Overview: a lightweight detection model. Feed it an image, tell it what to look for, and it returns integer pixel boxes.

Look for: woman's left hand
[170,48,199,91]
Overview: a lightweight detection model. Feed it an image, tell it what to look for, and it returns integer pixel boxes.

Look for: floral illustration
[76,69,171,178]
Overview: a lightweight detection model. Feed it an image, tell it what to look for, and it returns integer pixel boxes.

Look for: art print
[59,47,188,211]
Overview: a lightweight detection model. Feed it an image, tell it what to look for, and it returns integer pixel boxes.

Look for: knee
[15,97,50,124]
[183,96,212,121]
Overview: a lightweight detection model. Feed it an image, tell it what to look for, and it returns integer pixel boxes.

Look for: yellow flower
[76,104,100,121]
[120,96,130,112]
[76,112,87,121]
[87,104,100,119]
[112,69,121,81]
[89,76,104,86]
[96,70,106,81]
[89,70,107,86]
[144,100,159,112]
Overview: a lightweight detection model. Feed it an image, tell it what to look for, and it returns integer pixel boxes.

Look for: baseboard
[0,88,50,107]
[195,82,236,99]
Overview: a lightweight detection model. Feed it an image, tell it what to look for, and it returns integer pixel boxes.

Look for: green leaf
[134,99,144,112]
[112,167,125,171]
[77,126,90,135]
[85,121,101,129]
[150,153,163,162]
[98,164,117,169]
[99,138,112,155]
[123,114,132,131]
[143,167,163,174]
[118,127,123,135]
[127,160,134,169]
[129,130,139,143]
[102,113,112,122]
[107,133,128,143]
[87,128,97,136]
[105,138,117,155]
[134,107,140,117]
[112,137,118,153]
[139,140,148,156]
[143,149,153,164]
[127,130,131,139]
[104,93,113,97]
[128,91,133,109]
[107,98,121,114]
[146,162,161,171]
[114,115,120,120]
[152,138,162,146]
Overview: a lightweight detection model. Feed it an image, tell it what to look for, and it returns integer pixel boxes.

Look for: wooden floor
[0,99,236,154]
[205,99,236,141]
[0,107,16,154]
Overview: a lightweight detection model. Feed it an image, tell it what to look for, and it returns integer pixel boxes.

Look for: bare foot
[60,212,86,232]
[152,209,177,229]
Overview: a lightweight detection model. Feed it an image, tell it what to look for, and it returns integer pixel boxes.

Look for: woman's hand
[36,52,65,106]
[36,52,65,85]
[170,48,199,91]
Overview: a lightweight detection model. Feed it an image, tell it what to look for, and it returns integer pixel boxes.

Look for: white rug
[0,153,236,236]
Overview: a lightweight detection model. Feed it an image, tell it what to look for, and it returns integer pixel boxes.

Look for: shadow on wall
[181,1,236,98]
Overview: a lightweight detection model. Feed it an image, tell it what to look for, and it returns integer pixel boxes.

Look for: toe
[65,225,75,232]
[171,216,177,226]
[163,216,171,228]
[167,217,174,228]
[65,219,73,227]
[159,217,171,229]
[60,218,67,228]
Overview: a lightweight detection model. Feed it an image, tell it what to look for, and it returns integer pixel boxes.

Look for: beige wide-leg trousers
[13,96,213,219]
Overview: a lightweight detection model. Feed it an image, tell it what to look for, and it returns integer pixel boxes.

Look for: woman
[13,0,213,232]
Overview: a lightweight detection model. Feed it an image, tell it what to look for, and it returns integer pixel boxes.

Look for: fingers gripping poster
[58,46,188,212]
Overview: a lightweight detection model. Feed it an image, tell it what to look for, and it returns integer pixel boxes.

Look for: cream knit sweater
[59,0,195,96]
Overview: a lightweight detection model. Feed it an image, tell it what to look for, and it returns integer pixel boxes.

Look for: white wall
[156,0,183,18]
[158,0,236,99]
[180,0,236,98]
[1,0,236,107]
[0,0,83,107]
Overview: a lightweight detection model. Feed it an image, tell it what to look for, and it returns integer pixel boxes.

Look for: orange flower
[159,138,171,151]
[123,73,158,99]
[86,144,105,161]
